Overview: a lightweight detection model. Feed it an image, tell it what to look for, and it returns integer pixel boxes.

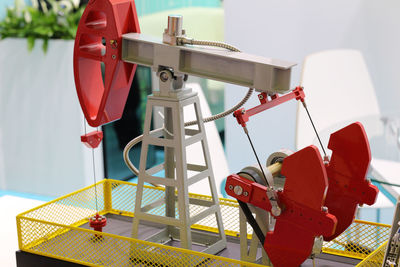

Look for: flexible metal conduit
[123,40,253,178]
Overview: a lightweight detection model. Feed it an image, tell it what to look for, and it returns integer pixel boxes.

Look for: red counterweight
[74,0,140,127]
[226,123,378,266]
[323,122,378,241]
[226,146,337,267]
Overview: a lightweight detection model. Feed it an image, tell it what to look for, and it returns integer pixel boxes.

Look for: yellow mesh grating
[20,218,268,267]
[17,179,390,266]
[322,220,390,259]
[356,241,387,266]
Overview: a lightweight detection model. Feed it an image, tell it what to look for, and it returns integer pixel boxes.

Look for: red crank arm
[226,146,337,267]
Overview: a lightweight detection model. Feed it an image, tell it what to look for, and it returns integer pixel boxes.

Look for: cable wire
[92,147,99,213]
[185,87,254,126]
[84,118,99,213]
[243,127,270,187]
[123,39,253,179]
[179,37,241,52]
[124,86,253,177]
[370,178,400,188]
[180,37,254,126]
[302,101,327,157]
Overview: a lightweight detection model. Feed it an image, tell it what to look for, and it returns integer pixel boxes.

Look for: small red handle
[73,0,140,127]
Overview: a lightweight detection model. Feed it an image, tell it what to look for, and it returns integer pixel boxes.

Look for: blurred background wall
[1,0,399,222]
[0,0,224,197]
[224,0,400,173]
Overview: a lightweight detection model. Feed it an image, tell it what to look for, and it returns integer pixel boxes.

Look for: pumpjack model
[71,0,379,266]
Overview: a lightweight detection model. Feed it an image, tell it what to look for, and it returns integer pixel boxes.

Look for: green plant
[0,0,85,52]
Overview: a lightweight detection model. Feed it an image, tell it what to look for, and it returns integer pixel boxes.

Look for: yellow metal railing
[356,241,387,267]
[322,220,390,259]
[16,179,391,266]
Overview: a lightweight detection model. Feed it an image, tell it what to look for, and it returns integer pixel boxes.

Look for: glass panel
[103,66,162,181]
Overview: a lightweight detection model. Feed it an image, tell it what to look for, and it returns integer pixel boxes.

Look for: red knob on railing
[89,213,107,239]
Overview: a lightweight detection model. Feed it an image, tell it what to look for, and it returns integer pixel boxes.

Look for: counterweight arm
[226,146,337,267]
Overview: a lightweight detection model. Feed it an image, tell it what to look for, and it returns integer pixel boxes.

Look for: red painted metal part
[226,174,273,211]
[233,86,305,127]
[74,0,140,127]
[81,131,103,148]
[89,213,107,238]
[226,146,337,267]
[323,122,378,241]
[89,213,107,231]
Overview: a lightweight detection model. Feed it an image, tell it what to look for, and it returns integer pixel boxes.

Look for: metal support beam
[122,33,296,94]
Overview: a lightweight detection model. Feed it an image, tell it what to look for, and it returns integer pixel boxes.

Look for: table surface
[1,195,44,267]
